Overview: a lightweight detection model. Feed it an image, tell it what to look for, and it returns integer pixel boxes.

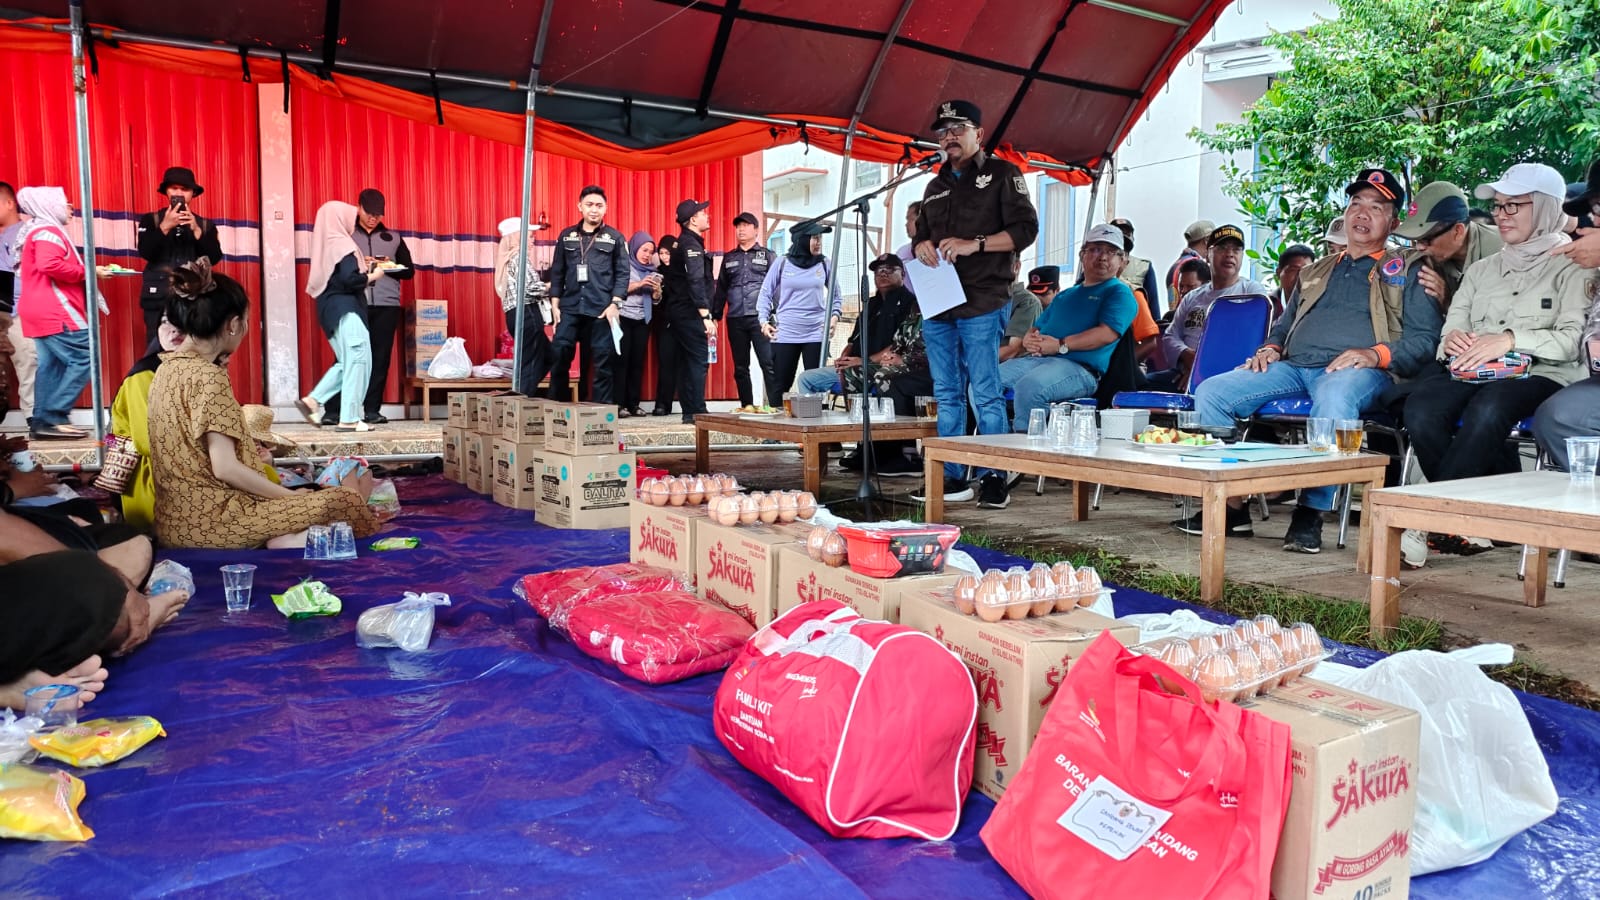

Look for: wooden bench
[402,375,580,421]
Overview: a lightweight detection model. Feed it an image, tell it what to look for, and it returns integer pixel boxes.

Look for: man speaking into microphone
[910,99,1038,510]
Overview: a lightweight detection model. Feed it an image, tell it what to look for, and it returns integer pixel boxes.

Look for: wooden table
[1368,471,1600,635]
[694,412,940,495]
[920,434,1389,602]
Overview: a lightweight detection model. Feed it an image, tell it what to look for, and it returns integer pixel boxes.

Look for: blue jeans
[309,313,373,424]
[797,366,838,394]
[33,329,92,427]
[999,356,1098,432]
[1194,361,1392,510]
[922,306,1009,481]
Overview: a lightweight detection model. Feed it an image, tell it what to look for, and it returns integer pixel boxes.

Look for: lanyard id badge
[577,263,589,283]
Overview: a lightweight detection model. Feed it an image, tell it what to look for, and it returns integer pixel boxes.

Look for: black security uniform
[713,243,777,406]
[547,221,630,404]
[135,207,223,348]
[912,150,1039,316]
[661,229,715,420]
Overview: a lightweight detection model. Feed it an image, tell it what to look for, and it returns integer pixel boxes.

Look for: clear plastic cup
[221,564,257,612]
[1027,408,1049,441]
[330,521,358,559]
[304,525,332,560]
[1567,437,1600,484]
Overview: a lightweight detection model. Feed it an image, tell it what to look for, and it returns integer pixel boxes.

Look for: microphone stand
[796,162,933,515]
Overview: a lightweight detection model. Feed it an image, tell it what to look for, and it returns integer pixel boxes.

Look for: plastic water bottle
[147,559,195,597]
[707,329,718,364]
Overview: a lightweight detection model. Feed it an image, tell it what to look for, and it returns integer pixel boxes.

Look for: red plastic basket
[835,524,962,578]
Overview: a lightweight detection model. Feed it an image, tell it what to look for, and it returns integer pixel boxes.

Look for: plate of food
[95,263,139,276]
[734,405,782,416]
[373,260,408,272]
[1132,426,1222,451]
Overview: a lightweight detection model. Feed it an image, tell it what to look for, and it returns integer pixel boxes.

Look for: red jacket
[18,223,89,339]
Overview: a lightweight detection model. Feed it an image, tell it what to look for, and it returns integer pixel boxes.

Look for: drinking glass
[1175,410,1201,430]
[1070,408,1099,452]
[1048,405,1072,449]
[1567,437,1600,484]
[1027,408,1049,442]
[917,396,938,419]
[1306,417,1336,453]
[221,563,257,612]
[1335,419,1364,455]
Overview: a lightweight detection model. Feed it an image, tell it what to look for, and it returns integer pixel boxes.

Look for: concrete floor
[655,444,1600,693]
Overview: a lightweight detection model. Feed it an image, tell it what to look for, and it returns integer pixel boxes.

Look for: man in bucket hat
[136,166,222,351]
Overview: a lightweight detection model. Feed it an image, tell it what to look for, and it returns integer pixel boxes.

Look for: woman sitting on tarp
[147,261,380,549]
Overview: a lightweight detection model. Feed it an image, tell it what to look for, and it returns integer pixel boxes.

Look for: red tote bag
[982,632,1262,900]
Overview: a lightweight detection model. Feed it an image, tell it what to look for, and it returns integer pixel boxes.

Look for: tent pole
[1082,161,1105,237]
[68,0,105,462]
[513,2,554,396]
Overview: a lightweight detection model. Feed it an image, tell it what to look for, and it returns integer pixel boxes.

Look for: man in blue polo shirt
[999,223,1137,436]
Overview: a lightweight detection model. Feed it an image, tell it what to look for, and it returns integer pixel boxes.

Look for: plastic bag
[316,456,370,488]
[1336,646,1560,875]
[517,563,693,633]
[146,559,195,597]
[29,716,166,767]
[565,590,754,684]
[1117,609,1231,644]
[0,764,94,841]
[271,580,342,619]
[0,710,42,765]
[367,478,400,516]
[426,336,473,379]
[357,591,451,651]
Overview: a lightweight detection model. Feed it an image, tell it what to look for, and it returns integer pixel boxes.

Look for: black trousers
[141,306,164,355]
[616,316,651,411]
[724,314,775,407]
[0,549,126,683]
[652,312,678,413]
[770,342,822,400]
[666,304,709,418]
[551,310,617,405]
[1403,371,1562,483]
[505,304,553,398]
[876,371,935,456]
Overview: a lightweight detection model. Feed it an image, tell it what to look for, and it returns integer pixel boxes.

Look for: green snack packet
[271,579,342,619]
[370,537,420,551]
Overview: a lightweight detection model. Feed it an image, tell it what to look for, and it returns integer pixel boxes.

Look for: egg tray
[1131,626,1328,705]
[706,491,817,527]
[635,473,744,508]
[945,586,1115,622]
[944,564,1113,622]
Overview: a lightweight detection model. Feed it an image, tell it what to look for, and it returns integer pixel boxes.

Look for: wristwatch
[1056,340,1070,356]
[976,234,987,252]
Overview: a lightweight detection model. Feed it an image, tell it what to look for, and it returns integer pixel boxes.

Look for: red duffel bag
[713,600,977,840]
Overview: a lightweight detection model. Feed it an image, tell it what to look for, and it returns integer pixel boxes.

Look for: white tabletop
[1375,470,1600,516]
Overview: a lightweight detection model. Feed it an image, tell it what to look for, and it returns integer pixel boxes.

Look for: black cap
[732,211,760,227]
[1109,218,1134,235]
[1027,265,1060,294]
[1563,159,1600,217]
[1207,224,1246,247]
[930,99,982,131]
[675,199,710,224]
[1344,168,1406,207]
[789,220,833,238]
[868,252,904,272]
[358,188,385,216]
[158,166,204,197]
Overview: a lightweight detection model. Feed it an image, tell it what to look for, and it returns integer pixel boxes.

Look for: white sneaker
[1401,529,1427,569]
[912,483,975,503]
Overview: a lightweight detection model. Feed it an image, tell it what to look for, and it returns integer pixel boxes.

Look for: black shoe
[876,454,922,477]
[320,414,338,426]
[681,416,696,425]
[364,413,389,425]
[977,473,1011,509]
[1283,505,1324,554]
[1172,505,1255,537]
[651,408,672,417]
[839,451,864,472]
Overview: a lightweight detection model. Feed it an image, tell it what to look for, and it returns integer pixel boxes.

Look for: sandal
[30,424,84,440]
[295,397,324,427]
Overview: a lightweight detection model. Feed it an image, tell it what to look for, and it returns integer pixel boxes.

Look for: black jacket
[841,286,916,358]
[315,254,371,339]
[136,208,224,311]
[913,151,1038,318]
[662,229,715,314]
[713,244,775,320]
[547,222,631,317]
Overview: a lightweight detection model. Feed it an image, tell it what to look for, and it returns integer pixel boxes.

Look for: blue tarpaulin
[2,477,1597,897]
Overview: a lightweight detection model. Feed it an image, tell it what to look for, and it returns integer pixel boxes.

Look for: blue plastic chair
[1113,294,1273,413]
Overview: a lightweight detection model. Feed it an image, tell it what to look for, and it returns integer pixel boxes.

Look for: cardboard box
[544,402,620,456]
[900,590,1139,801]
[629,500,704,576]
[410,298,449,327]
[447,392,470,428]
[694,519,811,630]
[1250,678,1421,900]
[492,438,542,510]
[501,397,548,443]
[463,432,490,494]
[469,395,499,434]
[531,450,637,529]
[441,426,465,482]
[775,547,960,623]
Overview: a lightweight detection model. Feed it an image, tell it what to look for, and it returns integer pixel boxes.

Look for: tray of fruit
[733,405,782,416]
[1132,426,1222,450]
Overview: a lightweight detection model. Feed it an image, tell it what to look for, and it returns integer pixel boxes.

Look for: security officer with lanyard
[662,198,716,422]
[910,98,1039,510]
[713,211,778,407]
[547,185,630,404]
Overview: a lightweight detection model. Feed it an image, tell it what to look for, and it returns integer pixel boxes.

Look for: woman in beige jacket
[1400,163,1591,565]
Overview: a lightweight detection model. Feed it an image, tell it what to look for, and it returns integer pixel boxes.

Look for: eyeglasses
[1082,244,1124,257]
[933,123,972,138]
[1491,201,1529,217]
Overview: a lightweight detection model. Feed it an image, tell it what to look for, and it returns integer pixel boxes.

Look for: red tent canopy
[0,0,1233,181]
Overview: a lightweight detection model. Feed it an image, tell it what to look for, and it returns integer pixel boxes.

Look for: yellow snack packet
[0,763,94,841]
[28,716,166,768]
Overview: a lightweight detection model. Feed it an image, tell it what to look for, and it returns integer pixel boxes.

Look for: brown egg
[952,575,979,615]
[738,495,761,525]
[1194,652,1240,704]
[1190,633,1222,656]
[1270,629,1300,666]
[1251,638,1290,691]
[649,480,672,507]
[637,477,658,502]
[1231,619,1262,645]
[1004,573,1031,619]
[723,475,742,495]
[1252,614,1282,638]
[820,531,848,568]
[685,475,707,506]
[667,479,688,506]
[1051,563,1077,612]
[1027,565,1056,616]
[795,491,817,519]
[806,525,831,561]
[1228,644,1264,696]
[1289,623,1322,676]
[974,578,1007,622]
[1215,629,1242,652]
[776,492,799,523]
[1157,639,1199,680]
[757,493,780,524]
[710,496,738,527]
[1074,568,1104,608]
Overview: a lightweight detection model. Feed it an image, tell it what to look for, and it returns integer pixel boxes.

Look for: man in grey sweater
[324,188,415,424]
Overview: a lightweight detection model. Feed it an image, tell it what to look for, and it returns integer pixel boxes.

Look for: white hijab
[306,201,362,297]
[15,186,75,257]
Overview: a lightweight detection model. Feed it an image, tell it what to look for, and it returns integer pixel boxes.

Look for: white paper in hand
[902,256,967,319]
[610,315,624,352]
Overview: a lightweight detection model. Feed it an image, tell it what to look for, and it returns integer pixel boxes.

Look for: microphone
[912,149,947,170]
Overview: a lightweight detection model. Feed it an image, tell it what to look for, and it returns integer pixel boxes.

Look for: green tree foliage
[1194,0,1600,257]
